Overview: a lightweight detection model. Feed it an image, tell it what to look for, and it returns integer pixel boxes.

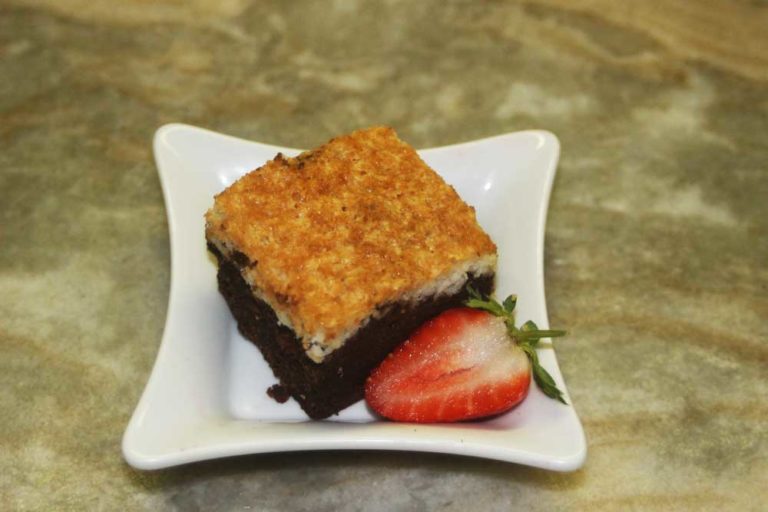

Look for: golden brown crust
[206,126,496,350]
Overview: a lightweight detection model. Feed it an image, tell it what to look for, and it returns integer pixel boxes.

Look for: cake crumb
[266,384,290,403]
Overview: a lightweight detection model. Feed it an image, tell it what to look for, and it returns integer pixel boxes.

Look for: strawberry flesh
[365,307,531,422]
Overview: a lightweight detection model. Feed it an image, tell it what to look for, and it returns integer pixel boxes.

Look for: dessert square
[206,126,496,418]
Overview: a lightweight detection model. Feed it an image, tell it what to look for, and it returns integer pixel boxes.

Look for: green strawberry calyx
[466,286,568,404]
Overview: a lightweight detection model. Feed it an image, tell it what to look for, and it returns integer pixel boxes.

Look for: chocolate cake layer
[211,245,494,420]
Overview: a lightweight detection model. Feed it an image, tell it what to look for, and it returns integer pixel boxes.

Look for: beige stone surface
[1,1,766,510]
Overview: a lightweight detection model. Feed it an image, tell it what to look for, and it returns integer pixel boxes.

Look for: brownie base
[210,245,494,419]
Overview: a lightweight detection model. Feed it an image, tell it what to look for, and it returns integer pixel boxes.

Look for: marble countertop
[2,1,766,510]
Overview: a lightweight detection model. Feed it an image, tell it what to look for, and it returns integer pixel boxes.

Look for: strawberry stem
[465,285,569,404]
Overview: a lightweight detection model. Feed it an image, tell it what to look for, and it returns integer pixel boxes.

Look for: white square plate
[122,124,586,471]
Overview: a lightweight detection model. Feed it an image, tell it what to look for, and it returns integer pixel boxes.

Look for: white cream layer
[210,236,496,363]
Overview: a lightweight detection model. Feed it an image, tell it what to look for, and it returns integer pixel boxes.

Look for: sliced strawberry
[365,307,531,423]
